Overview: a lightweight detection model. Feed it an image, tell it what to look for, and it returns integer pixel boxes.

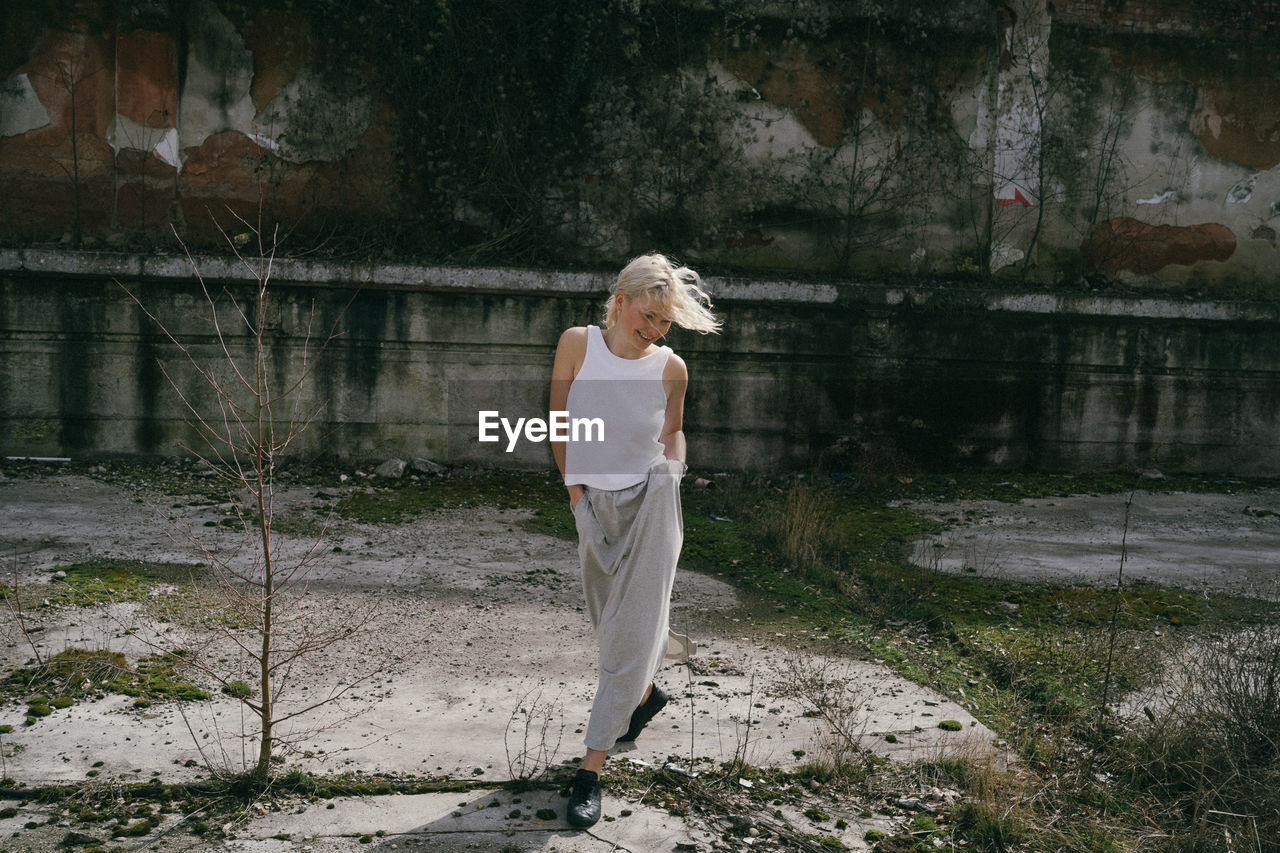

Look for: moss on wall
[1,1,1278,293]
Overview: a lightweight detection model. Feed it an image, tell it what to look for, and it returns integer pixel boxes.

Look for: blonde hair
[603,254,722,334]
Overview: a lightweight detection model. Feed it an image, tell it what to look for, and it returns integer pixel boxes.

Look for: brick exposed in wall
[241,11,310,112]
[1083,217,1237,274]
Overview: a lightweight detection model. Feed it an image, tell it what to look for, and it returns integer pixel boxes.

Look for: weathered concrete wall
[0,1,393,244]
[1035,12,1280,290]
[2,250,1278,474]
[3,1,1279,291]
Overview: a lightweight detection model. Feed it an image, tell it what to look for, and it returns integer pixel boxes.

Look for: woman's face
[615,293,672,350]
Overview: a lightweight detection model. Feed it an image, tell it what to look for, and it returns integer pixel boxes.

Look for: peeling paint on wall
[178,129,263,180]
[990,241,1026,272]
[1225,173,1257,205]
[115,29,176,131]
[990,1,1051,207]
[1084,217,1236,274]
[2,1,1279,286]
[176,2,371,168]
[1123,37,1280,173]
[0,2,390,241]
[1191,83,1280,171]
[0,74,51,137]
[107,114,179,167]
[178,0,256,158]
[714,25,953,152]
[252,68,371,164]
[242,11,310,112]
[718,42,850,148]
[1137,189,1174,205]
[709,60,818,158]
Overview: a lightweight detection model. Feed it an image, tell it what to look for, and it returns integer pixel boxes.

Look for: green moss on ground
[671,469,1275,751]
[332,470,574,539]
[44,561,158,606]
[324,467,1269,744]
[3,647,209,717]
[7,461,1275,850]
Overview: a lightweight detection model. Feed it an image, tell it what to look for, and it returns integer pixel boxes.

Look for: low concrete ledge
[0,248,839,305]
[8,248,1280,321]
[985,292,1280,323]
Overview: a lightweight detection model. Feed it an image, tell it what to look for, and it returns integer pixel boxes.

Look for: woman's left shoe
[617,684,669,742]
[566,769,602,827]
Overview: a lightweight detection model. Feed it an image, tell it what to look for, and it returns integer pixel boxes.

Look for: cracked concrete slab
[242,788,715,853]
[0,468,996,851]
[7,470,1274,850]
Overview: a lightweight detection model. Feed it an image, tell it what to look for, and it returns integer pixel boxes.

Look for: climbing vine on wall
[15,0,1272,289]
[3,0,993,272]
[302,0,736,263]
[297,0,982,269]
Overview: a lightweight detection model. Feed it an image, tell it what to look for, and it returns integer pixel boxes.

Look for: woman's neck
[600,324,657,360]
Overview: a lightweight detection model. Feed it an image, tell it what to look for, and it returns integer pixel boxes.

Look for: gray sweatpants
[572,457,694,751]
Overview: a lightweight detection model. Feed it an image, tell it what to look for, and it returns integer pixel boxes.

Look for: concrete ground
[906,486,1280,598]
[3,468,1276,851]
[1,467,989,853]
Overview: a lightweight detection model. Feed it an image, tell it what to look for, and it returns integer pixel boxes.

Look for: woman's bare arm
[550,327,588,504]
[660,353,688,466]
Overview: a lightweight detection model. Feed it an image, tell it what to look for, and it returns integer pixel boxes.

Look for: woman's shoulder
[557,326,590,351]
[552,327,590,382]
[663,350,687,381]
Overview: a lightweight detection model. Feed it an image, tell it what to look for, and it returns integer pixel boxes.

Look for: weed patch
[1104,625,1280,849]
[678,470,1280,853]
[41,560,200,607]
[332,471,575,538]
[7,462,1277,851]
[3,648,209,716]
[44,562,155,606]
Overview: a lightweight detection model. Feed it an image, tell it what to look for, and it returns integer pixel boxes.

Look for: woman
[550,253,721,827]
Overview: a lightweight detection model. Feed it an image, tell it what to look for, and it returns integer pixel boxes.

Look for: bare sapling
[1098,489,1134,724]
[3,550,45,668]
[119,209,379,784]
[729,673,758,775]
[503,683,567,782]
[32,40,105,247]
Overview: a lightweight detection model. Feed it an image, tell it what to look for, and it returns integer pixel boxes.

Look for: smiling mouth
[637,330,655,343]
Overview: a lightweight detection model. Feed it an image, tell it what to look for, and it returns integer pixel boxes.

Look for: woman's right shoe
[566,769,602,827]
[617,684,669,742]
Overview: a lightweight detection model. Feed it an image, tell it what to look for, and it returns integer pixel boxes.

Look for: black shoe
[617,684,669,743]
[566,769,602,828]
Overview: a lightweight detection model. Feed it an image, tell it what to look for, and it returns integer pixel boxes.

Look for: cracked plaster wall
[1062,33,1280,285]
[0,1,1278,289]
[0,1,383,240]
[0,74,51,137]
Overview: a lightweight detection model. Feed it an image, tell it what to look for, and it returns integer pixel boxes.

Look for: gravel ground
[0,462,994,853]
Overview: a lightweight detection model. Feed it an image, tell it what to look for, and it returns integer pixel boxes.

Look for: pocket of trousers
[572,491,593,535]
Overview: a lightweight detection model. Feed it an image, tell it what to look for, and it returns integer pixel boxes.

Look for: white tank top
[564,325,671,490]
